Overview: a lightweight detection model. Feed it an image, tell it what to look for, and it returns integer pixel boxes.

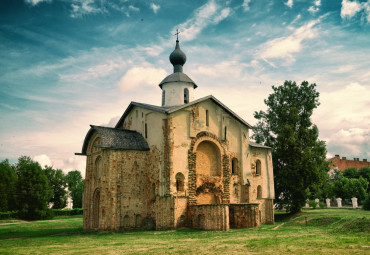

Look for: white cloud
[34,154,52,167]
[214,8,231,23]
[118,66,167,91]
[150,3,160,14]
[340,0,370,22]
[314,82,370,137]
[70,0,102,18]
[242,0,251,11]
[341,0,361,19]
[176,0,230,41]
[308,1,321,15]
[326,128,370,159]
[285,0,293,8]
[257,20,319,66]
[24,0,50,6]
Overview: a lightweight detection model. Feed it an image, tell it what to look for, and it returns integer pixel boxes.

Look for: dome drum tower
[159,39,197,107]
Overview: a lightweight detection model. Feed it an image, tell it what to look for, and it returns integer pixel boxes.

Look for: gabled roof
[76,125,149,156]
[249,141,272,149]
[115,95,253,129]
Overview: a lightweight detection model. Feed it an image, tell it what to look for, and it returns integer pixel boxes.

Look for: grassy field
[0,209,369,254]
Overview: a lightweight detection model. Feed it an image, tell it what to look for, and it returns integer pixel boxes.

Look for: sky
[0,0,369,177]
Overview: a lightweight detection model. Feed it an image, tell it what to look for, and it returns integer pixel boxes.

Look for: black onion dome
[169,40,186,72]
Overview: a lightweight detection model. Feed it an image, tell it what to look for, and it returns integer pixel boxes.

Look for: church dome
[170,40,186,67]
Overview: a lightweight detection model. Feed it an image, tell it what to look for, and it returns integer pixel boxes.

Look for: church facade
[77,39,275,231]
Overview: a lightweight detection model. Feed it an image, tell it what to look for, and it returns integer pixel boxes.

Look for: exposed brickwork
[229,203,259,228]
[82,100,274,231]
[328,155,369,171]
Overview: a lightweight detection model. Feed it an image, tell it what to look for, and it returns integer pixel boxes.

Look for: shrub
[363,193,370,211]
[309,200,318,209]
[0,211,18,220]
[319,202,327,208]
[52,208,83,216]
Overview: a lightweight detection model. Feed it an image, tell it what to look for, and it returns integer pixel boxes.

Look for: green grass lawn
[0,209,369,254]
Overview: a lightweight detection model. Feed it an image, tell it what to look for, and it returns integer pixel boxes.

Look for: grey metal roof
[115,95,253,129]
[249,141,271,149]
[158,72,198,89]
[77,125,149,155]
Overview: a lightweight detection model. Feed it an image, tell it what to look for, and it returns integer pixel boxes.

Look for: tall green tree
[65,170,84,208]
[252,80,328,213]
[343,167,359,179]
[0,159,17,212]
[44,166,68,209]
[15,156,53,220]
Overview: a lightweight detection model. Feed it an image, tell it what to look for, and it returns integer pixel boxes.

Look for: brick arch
[188,132,230,205]
[190,131,226,155]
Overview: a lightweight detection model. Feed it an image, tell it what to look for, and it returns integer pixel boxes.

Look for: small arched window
[184,88,189,103]
[231,158,238,175]
[256,160,261,176]
[175,172,185,192]
[95,156,102,179]
[257,185,262,199]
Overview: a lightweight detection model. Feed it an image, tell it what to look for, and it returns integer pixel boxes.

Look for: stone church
[77,39,275,231]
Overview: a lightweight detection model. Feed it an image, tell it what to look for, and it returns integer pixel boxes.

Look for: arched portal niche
[92,189,100,229]
[196,141,221,176]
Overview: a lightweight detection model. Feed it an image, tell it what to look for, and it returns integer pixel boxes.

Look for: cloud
[326,128,370,159]
[308,0,321,14]
[341,0,370,23]
[242,0,251,11]
[285,0,293,8]
[314,82,370,139]
[70,0,102,18]
[176,0,230,41]
[118,66,167,91]
[24,0,50,6]
[150,3,160,14]
[257,19,319,66]
[34,154,52,167]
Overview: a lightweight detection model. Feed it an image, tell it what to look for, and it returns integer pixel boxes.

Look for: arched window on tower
[175,172,185,192]
[256,160,261,176]
[184,88,189,103]
[257,185,262,199]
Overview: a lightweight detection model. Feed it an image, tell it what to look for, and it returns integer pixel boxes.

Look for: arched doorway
[92,189,100,229]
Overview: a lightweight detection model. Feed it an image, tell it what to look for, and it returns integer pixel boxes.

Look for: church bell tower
[159,37,197,107]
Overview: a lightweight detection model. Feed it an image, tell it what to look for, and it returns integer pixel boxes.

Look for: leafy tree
[44,166,68,209]
[15,156,53,220]
[66,170,84,208]
[358,167,370,181]
[343,167,358,179]
[252,80,328,213]
[0,159,17,212]
[328,169,343,181]
[333,176,368,200]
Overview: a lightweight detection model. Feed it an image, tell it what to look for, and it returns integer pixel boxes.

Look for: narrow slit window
[184,88,189,104]
[206,110,209,127]
[145,123,148,138]
[224,126,227,140]
[162,90,165,106]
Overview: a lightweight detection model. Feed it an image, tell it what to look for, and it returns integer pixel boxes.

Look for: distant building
[327,155,369,172]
